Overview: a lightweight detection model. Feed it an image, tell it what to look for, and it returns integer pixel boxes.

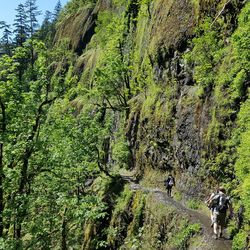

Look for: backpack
[167,177,174,186]
[206,193,217,209]
[216,194,229,213]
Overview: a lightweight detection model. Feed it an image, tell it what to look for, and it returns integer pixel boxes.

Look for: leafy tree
[0,40,59,246]
[184,18,224,90]
[91,12,132,115]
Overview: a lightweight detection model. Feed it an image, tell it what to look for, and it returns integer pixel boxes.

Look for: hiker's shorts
[213,211,226,227]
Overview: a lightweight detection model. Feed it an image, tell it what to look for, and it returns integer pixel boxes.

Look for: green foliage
[130,1,151,94]
[168,223,201,249]
[232,230,248,250]
[174,191,183,201]
[187,1,250,179]
[234,96,250,222]
[59,0,96,18]
[0,0,249,248]
[186,199,201,210]
[232,3,250,72]
[0,30,114,247]
[87,10,133,111]
[184,18,224,89]
[112,134,131,169]
[91,10,124,48]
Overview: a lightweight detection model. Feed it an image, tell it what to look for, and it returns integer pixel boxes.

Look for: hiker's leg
[213,211,219,238]
[210,210,214,226]
[167,187,170,196]
[219,212,226,237]
[213,222,218,236]
[219,225,223,237]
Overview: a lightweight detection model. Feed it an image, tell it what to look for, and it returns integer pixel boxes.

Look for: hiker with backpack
[205,189,219,227]
[164,174,175,197]
[210,187,233,239]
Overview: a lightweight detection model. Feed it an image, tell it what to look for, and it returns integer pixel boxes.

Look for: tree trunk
[15,150,31,239]
[61,208,68,250]
[0,143,4,237]
[14,97,56,239]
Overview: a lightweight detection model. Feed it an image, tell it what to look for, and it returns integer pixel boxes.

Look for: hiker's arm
[206,193,214,204]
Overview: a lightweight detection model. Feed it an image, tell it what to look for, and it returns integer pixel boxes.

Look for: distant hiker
[210,187,233,239]
[164,174,175,197]
[205,189,219,227]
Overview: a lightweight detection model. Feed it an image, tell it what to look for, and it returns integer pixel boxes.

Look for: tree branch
[211,0,232,27]
[0,98,6,133]
[94,146,114,179]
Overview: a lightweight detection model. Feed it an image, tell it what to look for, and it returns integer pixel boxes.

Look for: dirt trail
[122,175,232,250]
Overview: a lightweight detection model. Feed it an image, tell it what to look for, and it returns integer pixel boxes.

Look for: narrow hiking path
[122,175,232,250]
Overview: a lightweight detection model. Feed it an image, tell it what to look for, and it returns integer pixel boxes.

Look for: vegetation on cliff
[0,0,249,249]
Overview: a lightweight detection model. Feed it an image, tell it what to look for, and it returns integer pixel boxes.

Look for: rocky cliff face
[123,0,244,195]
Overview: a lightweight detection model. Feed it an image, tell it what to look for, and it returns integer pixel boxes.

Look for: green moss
[77,48,101,85]
[113,186,134,216]
[140,83,161,118]
[191,0,200,19]
[139,79,177,129]
[124,194,202,250]
[132,2,150,75]
[205,108,220,154]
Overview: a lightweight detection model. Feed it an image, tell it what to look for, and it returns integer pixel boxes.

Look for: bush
[232,231,248,250]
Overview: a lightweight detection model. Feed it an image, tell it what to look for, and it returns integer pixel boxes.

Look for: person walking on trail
[210,187,233,239]
[205,189,219,228]
[164,174,175,197]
